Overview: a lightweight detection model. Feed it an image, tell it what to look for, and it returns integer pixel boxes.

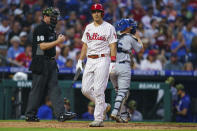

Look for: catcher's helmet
[115,19,130,32]
[91,3,104,16]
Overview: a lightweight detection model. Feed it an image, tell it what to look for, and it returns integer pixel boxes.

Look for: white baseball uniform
[81,21,117,121]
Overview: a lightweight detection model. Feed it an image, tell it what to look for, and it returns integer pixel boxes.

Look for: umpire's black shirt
[32,21,56,58]
[29,21,56,73]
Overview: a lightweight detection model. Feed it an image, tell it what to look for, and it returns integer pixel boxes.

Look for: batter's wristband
[111,56,116,62]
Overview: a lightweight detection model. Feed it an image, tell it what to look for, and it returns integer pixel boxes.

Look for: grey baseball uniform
[110,33,142,117]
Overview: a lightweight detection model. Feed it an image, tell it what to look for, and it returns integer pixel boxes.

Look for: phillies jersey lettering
[82,21,117,55]
[86,32,107,41]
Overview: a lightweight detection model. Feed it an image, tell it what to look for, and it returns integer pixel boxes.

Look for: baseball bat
[70,62,85,88]
[70,68,82,88]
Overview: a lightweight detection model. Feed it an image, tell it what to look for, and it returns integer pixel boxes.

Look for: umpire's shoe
[58,112,76,122]
[25,116,40,122]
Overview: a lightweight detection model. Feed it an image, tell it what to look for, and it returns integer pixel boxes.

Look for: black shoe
[58,112,77,122]
[25,116,40,122]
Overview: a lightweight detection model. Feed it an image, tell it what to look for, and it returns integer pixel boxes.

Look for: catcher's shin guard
[111,89,129,116]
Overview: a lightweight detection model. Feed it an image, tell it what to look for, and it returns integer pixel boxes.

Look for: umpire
[25,7,76,122]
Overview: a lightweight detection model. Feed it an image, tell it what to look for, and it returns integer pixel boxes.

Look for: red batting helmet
[91,3,104,16]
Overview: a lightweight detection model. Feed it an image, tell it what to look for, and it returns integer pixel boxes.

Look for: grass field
[0,120,197,131]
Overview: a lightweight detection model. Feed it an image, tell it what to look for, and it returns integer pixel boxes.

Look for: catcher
[110,18,143,122]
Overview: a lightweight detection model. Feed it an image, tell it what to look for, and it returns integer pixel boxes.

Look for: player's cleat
[115,116,130,123]
[25,116,40,122]
[103,103,111,120]
[110,114,130,123]
[57,112,77,122]
[110,113,118,121]
[111,112,131,123]
[89,121,104,127]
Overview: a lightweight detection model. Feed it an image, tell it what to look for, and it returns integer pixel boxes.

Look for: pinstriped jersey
[116,34,142,63]
[82,21,117,55]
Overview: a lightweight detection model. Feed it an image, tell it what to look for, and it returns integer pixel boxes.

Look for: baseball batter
[110,18,143,122]
[76,3,117,127]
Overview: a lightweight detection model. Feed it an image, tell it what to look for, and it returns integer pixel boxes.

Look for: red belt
[88,54,105,59]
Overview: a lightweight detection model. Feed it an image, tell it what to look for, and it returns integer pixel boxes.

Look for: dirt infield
[0,121,197,130]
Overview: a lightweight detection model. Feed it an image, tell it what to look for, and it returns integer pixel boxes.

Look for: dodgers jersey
[82,21,117,55]
[116,34,142,63]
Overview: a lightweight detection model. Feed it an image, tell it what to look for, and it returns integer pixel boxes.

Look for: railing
[0,67,197,76]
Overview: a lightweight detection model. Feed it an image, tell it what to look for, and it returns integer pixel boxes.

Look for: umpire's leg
[47,61,65,118]
[25,73,48,117]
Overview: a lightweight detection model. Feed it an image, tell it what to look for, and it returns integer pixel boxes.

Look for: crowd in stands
[0,0,197,71]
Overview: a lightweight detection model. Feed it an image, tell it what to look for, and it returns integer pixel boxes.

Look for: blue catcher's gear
[126,18,137,34]
[115,19,131,32]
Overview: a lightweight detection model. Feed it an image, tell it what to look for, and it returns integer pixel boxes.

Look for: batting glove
[109,62,116,74]
[76,59,83,71]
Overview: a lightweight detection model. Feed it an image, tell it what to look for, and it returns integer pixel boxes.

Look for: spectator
[55,46,65,68]
[161,3,177,21]
[0,17,10,34]
[141,6,154,29]
[133,49,144,70]
[61,46,70,62]
[182,21,196,50]
[190,36,197,70]
[175,84,192,122]
[130,0,145,22]
[8,21,21,44]
[68,44,80,61]
[140,50,162,70]
[0,32,7,66]
[15,44,32,68]
[37,97,53,120]
[183,62,193,71]
[144,19,159,45]
[65,58,73,68]
[82,102,95,120]
[171,32,187,63]
[157,49,167,68]
[0,32,7,56]
[19,32,29,47]
[128,100,143,121]
[164,53,183,71]
[31,10,42,31]
[73,33,82,49]
[73,51,81,67]
[137,21,146,38]
[7,36,24,61]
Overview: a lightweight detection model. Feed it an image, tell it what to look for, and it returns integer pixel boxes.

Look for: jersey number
[37,35,44,41]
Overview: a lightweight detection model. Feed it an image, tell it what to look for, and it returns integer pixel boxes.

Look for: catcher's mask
[126,18,137,35]
[43,7,60,28]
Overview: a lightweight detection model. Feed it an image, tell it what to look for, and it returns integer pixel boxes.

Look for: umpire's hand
[57,34,65,43]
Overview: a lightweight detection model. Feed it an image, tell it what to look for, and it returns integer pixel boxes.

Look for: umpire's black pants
[25,59,65,118]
